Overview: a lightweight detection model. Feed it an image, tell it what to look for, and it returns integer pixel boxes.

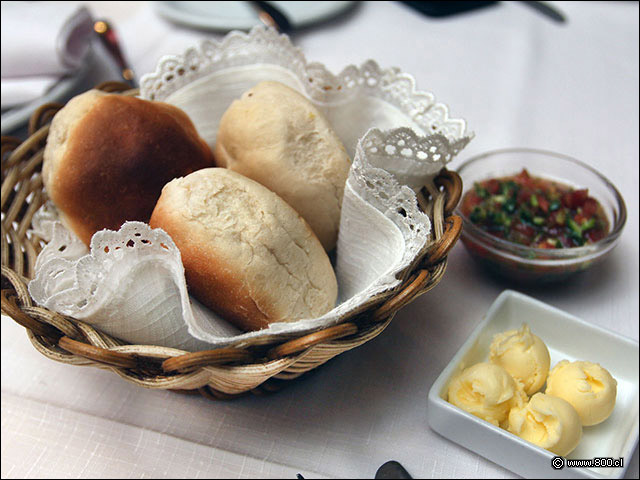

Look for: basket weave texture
[1,82,463,400]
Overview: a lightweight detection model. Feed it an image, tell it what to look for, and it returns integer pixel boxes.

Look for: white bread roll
[215,81,351,251]
[149,168,338,332]
[43,89,215,246]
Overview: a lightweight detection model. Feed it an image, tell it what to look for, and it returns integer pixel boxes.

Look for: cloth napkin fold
[1,1,94,109]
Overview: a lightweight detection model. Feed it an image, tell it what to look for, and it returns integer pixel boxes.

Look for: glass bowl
[455,148,627,283]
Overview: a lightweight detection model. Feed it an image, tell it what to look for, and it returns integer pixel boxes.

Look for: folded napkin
[1,2,93,108]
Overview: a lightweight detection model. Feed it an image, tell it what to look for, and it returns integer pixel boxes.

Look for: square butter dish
[427,290,639,479]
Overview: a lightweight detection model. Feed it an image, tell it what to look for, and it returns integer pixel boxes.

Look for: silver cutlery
[520,1,566,23]
[250,1,292,33]
[93,19,137,87]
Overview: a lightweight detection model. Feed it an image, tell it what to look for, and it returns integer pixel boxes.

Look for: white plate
[427,290,639,479]
[154,1,356,31]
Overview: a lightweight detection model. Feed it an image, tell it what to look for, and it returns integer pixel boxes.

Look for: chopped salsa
[461,169,609,248]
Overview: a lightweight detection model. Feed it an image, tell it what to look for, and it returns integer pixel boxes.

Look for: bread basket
[2,67,463,400]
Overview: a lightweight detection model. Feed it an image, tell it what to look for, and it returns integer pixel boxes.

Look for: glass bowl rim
[454,147,628,260]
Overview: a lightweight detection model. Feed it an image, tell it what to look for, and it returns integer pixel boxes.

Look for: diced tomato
[517,188,532,204]
[486,179,500,194]
[535,240,556,249]
[513,222,535,238]
[574,213,587,224]
[461,191,483,214]
[582,198,598,216]
[585,229,605,243]
[538,196,549,213]
[514,169,531,186]
[562,189,589,209]
[572,189,589,207]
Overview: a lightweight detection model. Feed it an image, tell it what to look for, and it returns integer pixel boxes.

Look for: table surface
[1,1,638,478]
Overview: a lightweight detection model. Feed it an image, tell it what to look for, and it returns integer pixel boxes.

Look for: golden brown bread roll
[149,168,338,332]
[43,89,215,245]
[215,81,351,251]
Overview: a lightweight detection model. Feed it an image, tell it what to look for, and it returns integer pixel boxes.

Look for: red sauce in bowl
[460,169,609,248]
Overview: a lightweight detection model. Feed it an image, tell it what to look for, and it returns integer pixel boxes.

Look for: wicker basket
[0,82,463,400]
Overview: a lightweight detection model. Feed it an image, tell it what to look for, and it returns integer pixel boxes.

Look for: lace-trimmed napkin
[29,27,473,350]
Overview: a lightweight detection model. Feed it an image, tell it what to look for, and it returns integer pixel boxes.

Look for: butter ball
[545,360,617,426]
[508,393,582,456]
[448,362,528,427]
[489,323,550,395]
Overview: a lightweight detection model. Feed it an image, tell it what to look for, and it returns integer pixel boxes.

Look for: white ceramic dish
[427,290,639,479]
[154,1,356,31]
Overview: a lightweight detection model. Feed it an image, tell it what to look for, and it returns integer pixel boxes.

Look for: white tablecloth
[1,1,638,478]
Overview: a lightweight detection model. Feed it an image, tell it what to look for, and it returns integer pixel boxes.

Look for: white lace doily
[139,26,471,157]
[29,27,473,350]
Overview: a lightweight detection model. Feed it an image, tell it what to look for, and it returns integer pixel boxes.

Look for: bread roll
[43,89,215,245]
[215,81,351,251]
[149,168,338,332]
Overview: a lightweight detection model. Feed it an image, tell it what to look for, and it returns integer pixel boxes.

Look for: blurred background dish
[455,148,627,283]
[154,1,356,31]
